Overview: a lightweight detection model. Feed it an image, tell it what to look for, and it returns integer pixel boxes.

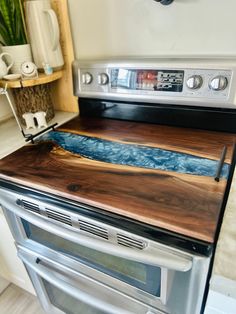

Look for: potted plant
[0,0,32,74]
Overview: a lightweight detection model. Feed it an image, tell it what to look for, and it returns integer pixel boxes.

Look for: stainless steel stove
[1,59,236,314]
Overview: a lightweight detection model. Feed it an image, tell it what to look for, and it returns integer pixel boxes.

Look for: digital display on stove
[111,69,184,92]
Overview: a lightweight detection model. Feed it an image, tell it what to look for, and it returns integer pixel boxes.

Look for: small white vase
[1,44,33,74]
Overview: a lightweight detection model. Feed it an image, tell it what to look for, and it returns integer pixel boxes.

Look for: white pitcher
[25,0,64,70]
[0,53,14,79]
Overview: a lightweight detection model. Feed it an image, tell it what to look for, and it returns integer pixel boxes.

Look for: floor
[0,284,45,314]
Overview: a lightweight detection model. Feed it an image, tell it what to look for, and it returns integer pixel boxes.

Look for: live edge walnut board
[1,117,236,243]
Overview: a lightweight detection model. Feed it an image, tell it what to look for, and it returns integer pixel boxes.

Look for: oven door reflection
[19,247,162,314]
[22,219,162,297]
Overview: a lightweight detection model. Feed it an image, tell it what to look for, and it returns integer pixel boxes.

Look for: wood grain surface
[0,72,62,89]
[1,117,235,243]
[60,117,236,163]
[50,0,78,113]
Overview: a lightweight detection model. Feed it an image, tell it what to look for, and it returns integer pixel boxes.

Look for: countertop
[0,117,235,244]
[0,112,78,159]
[0,118,27,159]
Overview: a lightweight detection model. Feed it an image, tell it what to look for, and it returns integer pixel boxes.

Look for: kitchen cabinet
[205,291,236,314]
[204,276,236,314]
[204,171,236,314]
[0,206,35,294]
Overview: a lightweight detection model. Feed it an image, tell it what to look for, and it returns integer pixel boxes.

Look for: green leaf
[0,11,11,45]
[0,0,14,43]
[0,0,27,46]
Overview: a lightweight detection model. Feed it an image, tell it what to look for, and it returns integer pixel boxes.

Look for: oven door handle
[2,199,192,272]
[18,248,137,314]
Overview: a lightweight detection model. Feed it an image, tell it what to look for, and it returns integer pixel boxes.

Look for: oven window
[42,279,104,314]
[22,220,161,297]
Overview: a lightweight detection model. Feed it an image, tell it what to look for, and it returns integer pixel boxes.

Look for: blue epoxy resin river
[39,131,230,178]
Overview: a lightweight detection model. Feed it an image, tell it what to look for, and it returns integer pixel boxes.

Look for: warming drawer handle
[1,197,192,272]
[18,249,132,314]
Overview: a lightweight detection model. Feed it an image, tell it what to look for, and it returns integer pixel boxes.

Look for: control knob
[209,76,228,91]
[82,72,93,85]
[186,75,203,90]
[98,73,109,85]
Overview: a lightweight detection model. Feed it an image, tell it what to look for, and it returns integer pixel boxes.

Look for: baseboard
[2,273,36,296]
[12,274,35,295]
[0,277,10,294]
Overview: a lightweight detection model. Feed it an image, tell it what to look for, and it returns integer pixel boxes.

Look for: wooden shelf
[0,71,63,89]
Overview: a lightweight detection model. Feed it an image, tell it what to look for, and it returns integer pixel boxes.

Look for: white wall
[68,0,236,59]
[0,95,13,122]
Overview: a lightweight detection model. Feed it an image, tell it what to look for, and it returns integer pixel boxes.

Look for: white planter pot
[2,44,33,74]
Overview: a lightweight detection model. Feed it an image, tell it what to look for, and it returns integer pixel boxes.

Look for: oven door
[0,189,209,314]
[18,246,162,314]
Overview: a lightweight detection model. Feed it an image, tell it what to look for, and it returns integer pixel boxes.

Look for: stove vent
[117,233,146,250]
[21,200,40,214]
[45,208,72,226]
[78,219,108,240]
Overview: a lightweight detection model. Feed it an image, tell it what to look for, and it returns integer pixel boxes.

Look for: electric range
[1,59,236,314]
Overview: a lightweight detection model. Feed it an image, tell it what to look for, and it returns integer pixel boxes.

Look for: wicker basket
[12,83,55,125]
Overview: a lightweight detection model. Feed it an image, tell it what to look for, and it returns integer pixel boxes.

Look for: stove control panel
[79,68,231,97]
[74,61,235,108]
